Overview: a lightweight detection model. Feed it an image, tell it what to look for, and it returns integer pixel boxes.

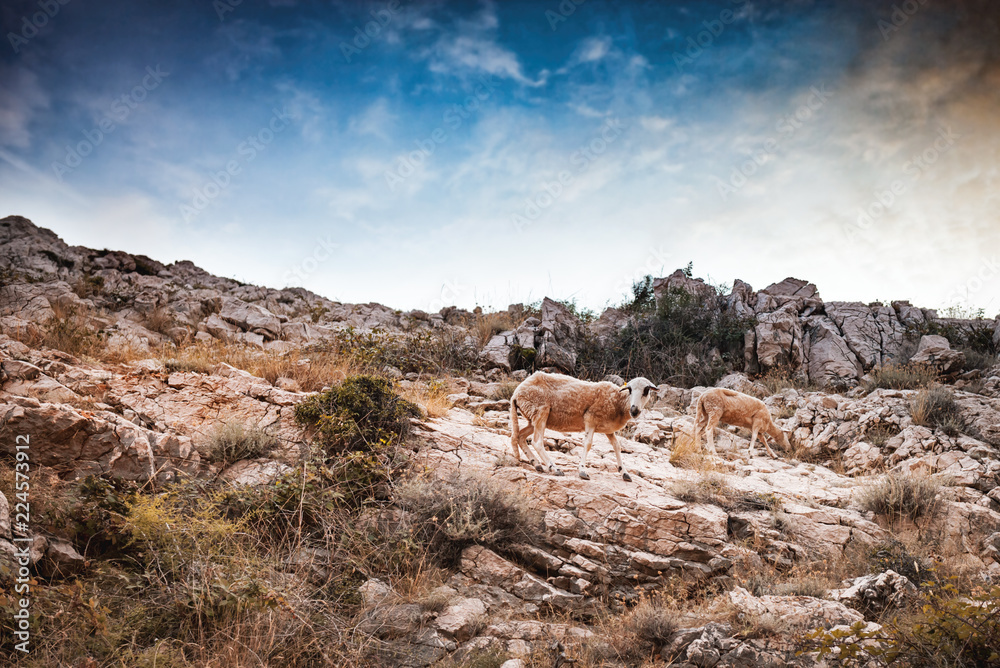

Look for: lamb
[693,387,790,459]
[509,371,658,481]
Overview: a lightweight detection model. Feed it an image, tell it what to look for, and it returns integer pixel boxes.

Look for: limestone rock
[728,586,865,632]
[37,538,86,578]
[910,334,965,374]
[434,597,488,642]
[830,570,918,616]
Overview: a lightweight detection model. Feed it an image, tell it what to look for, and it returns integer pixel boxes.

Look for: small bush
[395,474,542,566]
[863,363,938,391]
[864,422,901,447]
[37,310,106,358]
[865,540,924,584]
[295,375,421,453]
[205,422,279,466]
[858,472,941,524]
[910,386,965,435]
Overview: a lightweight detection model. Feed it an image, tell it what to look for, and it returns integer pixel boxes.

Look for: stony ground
[3,215,1000,666]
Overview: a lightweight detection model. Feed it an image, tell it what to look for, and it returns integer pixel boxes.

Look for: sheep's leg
[747,425,759,460]
[760,432,776,459]
[530,415,563,476]
[704,414,720,456]
[607,432,631,482]
[516,423,534,460]
[758,421,777,458]
[577,426,596,480]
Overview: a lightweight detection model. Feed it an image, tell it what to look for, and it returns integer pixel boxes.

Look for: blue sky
[2,0,998,315]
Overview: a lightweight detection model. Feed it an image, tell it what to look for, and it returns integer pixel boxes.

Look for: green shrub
[858,472,941,525]
[578,278,755,388]
[294,375,421,453]
[395,474,542,566]
[806,582,1000,667]
[863,363,938,391]
[910,386,965,435]
[205,422,279,466]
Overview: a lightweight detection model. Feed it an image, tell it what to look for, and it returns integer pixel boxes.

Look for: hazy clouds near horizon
[1,0,998,314]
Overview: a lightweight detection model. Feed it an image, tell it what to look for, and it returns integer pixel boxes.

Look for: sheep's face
[623,377,658,418]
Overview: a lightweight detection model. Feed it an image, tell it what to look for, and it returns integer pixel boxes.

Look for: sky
[1,0,998,316]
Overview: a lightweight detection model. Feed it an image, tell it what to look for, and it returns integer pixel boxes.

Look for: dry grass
[470,311,521,347]
[490,379,519,400]
[909,386,966,436]
[205,422,280,466]
[668,429,718,470]
[398,379,454,418]
[857,471,942,525]
[671,473,782,512]
[158,342,360,392]
[142,307,176,336]
[863,362,938,392]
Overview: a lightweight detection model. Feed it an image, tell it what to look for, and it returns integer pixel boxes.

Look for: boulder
[804,316,864,386]
[910,335,965,374]
[434,597,488,642]
[830,570,918,616]
[728,586,865,633]
[219,298,284,340]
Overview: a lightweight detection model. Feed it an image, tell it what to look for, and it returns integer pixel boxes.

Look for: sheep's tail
[509,397,521,460]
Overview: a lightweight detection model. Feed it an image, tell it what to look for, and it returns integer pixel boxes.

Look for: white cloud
[576,36,612,63]
[0,66,49,149]
[348,98,395,140]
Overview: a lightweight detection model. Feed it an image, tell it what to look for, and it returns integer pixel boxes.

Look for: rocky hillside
[3,215,997,388]
[2,215,1000,667]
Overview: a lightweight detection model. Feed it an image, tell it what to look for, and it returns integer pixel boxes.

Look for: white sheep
[693,387,790,459]
[509,371,658,481]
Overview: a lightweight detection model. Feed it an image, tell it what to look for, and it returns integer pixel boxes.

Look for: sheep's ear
[620,384,630,392]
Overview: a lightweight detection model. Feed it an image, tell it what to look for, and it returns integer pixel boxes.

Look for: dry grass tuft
[863,362,938,392]
[668,429,717,470]
[398,379,454,418]
[857,471,942,525]
[205,422,280,466]
[470,311,521,347]
[909,386,966,436]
